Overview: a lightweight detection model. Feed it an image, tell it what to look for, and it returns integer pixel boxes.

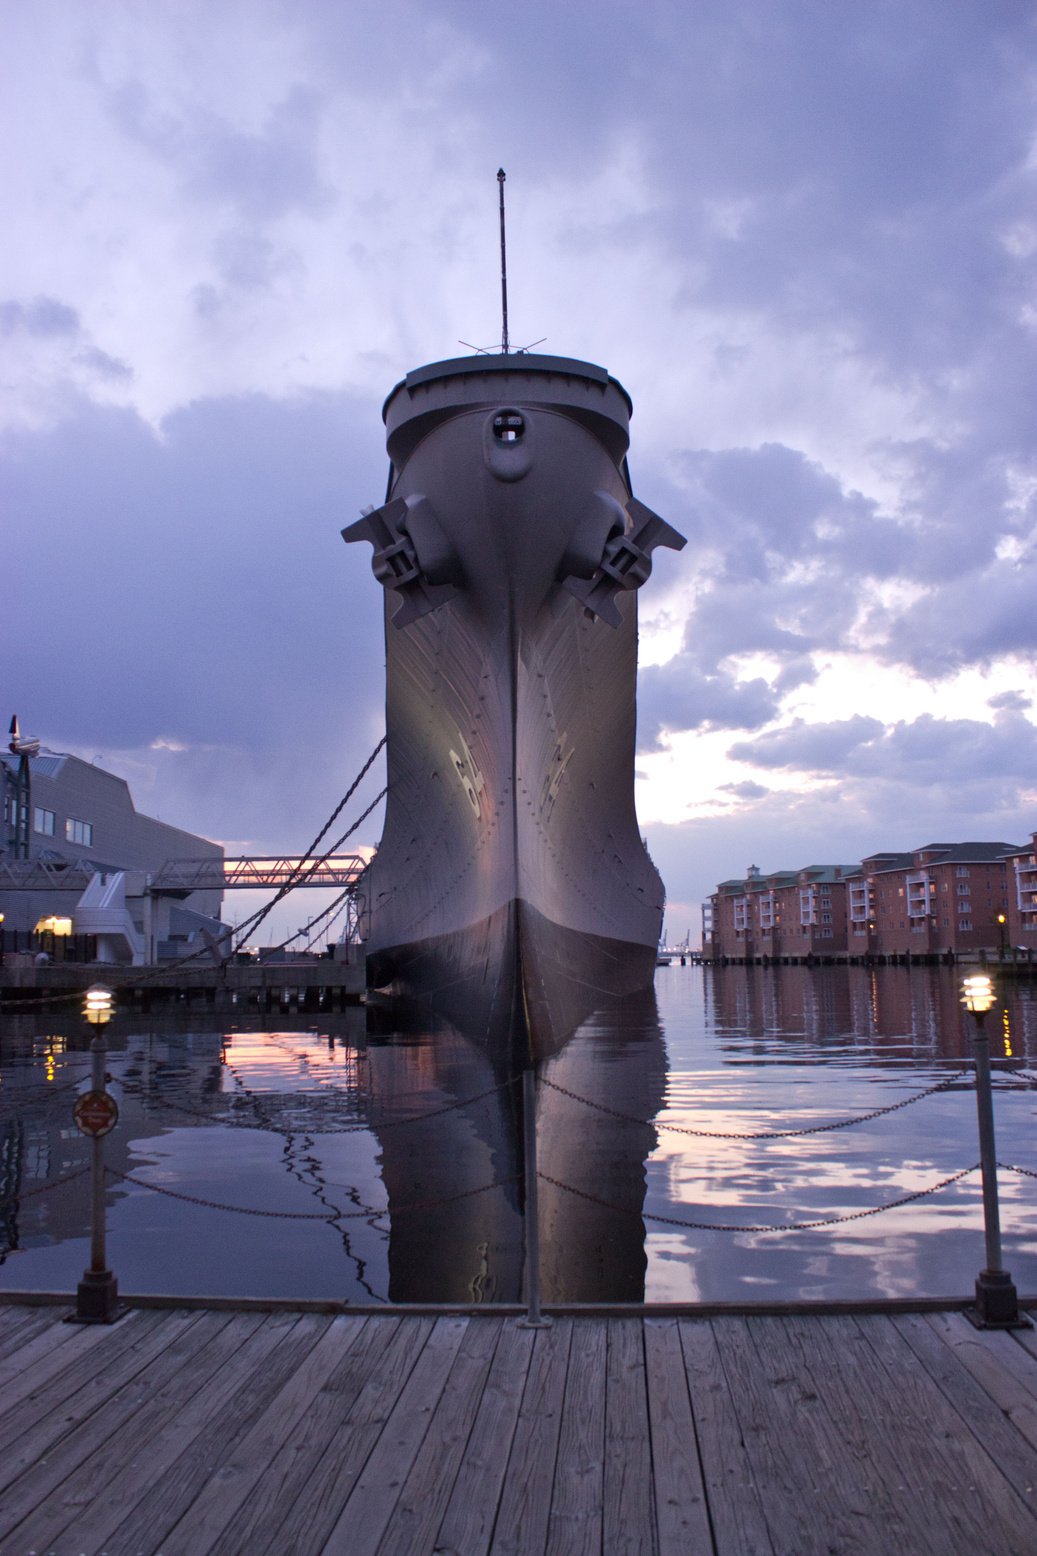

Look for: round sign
[73,1090,119,1138]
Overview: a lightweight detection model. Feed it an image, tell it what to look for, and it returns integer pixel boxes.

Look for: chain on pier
[540,1071,971,1140]
[538,1164,982,1235]
[103,1165,522,1224]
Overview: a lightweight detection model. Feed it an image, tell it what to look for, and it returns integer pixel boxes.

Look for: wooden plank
[378,1316,504,1555]
[678,1319,774,1556]
[0,1305,147,1416]
[204,1314,390,1556]
[773,1314,973,1554]
[102,1311,333,1556]
[0,1310,192,1498]
[545,1316,607,1556]
[604,1318,655,1554]
[1010,1321,1037,1365]
[32,1310,278,1555]
[251,1317,433,1556]
[435,1319,536,1555]
[489,1319,572,1556]
[2,1311,243,1552]
[322,1315,470,1555]
[883,1313,1037,1545]
[695,1316,821,1555]
[643,1317,711,1555]
[156,1314,362,1555]
[0,1304,54,1360]
[924,1311,1037,1449]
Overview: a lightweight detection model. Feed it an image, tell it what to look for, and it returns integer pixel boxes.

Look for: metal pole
[516,1064,551,1329]
[497,168,510,356]
[971,1011,1002,1273]
[88,1035,108,1275]
[968,1008,1026,1327]
[70,1025,122,1323]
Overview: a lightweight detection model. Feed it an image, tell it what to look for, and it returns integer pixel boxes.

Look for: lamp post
[516,1064,552,1330]
[70,986,122,1324]
[960,974,1028,1328]
[997,913,1007,962]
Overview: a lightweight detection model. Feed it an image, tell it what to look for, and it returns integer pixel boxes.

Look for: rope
[539,1072,966,1141]
[538,1164,981,1234]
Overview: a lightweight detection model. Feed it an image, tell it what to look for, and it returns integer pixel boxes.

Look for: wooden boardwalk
[0,1303,1036,1554]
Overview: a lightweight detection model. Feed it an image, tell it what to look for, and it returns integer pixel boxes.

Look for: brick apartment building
[710,863,857,961]
[707,830,1037,964]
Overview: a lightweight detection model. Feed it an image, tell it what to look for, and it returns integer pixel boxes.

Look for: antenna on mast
[497,168,509,355]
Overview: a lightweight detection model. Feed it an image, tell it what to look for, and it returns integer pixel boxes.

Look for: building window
[34,807,56,836]
[65,817,93,846]
[956,866,970,877]
[958,918,972,931]
[957,882,970,896]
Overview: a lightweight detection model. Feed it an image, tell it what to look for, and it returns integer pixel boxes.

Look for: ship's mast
[497,168,510,355]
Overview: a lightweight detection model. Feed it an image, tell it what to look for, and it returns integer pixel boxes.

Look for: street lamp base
[68,1268,124,1325]
[965,1269,1032,1330]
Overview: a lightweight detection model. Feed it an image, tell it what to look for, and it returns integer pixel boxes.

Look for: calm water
[2,963,1035,1305]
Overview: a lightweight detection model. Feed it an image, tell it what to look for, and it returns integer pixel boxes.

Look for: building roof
[913,841,1020,864]
[1,752,68,781]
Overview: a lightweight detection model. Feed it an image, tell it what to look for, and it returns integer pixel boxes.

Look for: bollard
[961,975,1030,1329]
[516,1064,552,1330]
[69,988,123,1324]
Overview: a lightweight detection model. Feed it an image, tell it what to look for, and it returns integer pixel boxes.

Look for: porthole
[492,411,525,443]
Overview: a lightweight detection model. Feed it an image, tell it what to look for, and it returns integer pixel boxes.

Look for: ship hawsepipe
[345,353,685,1059]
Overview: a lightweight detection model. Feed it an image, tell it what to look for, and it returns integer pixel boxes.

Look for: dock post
[961,975,1030,1328]
[517,1064,551,1330]
[70,988,123,1324]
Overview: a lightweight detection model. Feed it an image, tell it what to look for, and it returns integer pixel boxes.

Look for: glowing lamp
[35,915,73,936]
[961,974,996,1015]
[83,985,114,1026]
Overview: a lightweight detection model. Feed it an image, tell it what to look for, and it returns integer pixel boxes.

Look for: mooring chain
[0,1070,95,1118]
[116,1073,520,1136]
[537,1163,981,1234]
[1000,1160,1037,1180]
[539,1072,966,1140]
[103,1165,521,1221]
[0,1164,91,1210]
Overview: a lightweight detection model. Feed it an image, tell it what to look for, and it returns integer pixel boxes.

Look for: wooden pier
[0,1300,1036,1553]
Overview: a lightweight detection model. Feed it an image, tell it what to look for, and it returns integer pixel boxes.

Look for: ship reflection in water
[2,964,1036,1306]
[365,988,665,1303]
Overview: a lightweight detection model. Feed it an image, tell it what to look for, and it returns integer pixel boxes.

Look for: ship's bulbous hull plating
[345,354,684,1058]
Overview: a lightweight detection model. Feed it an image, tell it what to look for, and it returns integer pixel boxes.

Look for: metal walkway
[0,854,367,892]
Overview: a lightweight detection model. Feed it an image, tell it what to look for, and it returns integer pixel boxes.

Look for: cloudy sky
[4,0,1036,944]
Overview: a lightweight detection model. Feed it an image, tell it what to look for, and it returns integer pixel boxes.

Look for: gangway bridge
[0,855,368,894]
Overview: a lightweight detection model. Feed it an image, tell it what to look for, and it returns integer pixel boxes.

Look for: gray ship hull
[346,354,683,1057]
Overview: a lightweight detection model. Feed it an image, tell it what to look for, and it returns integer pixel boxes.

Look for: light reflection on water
[1,963,1035,1305]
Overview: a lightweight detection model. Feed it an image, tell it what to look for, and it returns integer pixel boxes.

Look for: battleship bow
[345,353,684,1059]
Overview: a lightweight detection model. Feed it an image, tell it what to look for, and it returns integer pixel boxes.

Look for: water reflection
[364,987,666,1302]
[1,964,1035,1304]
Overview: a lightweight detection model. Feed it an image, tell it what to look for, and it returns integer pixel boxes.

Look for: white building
[1,747,227,965]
